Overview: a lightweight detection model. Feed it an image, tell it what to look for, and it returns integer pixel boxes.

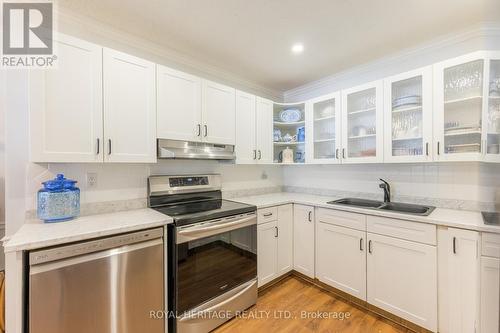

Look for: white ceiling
[58,0,500,93]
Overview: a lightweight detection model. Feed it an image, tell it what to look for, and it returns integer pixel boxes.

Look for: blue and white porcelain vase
[37,174,80,223]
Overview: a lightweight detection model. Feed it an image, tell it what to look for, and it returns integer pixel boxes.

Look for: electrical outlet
[86,173,98,188]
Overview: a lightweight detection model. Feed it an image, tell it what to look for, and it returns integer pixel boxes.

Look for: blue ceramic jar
[37,174,80,222]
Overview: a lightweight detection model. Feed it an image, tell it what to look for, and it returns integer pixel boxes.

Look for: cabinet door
[235,91,256,164]
[384,66,433,163]
[480,257,499,333]
[316,223,366,300]
[293,205,315,278]
[276,205,293,276]
[367,233,437,331]
[433,52,486,162]
[305,92,342,164]
[438,228,480,333]
[157,66,202,142]
[256,97,273,164]
[257,221,278,287]
[30,34,103,162]
[341,81,384,163]
[103,48,156,163]
[202,80,235,145]
[484,53,500,162]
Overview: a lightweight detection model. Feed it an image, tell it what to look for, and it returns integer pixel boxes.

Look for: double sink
[328,198,435,216]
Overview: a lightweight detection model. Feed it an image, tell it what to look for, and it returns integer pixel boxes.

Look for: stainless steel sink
[378,202,435,216]
[328,198,435,216]
[329,198,383,208]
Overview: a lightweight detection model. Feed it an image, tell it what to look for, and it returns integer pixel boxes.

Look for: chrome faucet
[379,179,391,203]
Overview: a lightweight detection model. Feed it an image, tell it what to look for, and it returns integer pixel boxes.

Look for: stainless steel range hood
[157,139,235,160]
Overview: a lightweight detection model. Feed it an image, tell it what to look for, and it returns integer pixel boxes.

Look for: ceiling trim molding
[54,8,283,101]
[284,22,500,102]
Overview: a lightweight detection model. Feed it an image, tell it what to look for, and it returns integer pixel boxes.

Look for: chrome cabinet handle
[197,124,201,137]
[258,150,262,160]
[360,238,364,251]
[96,138,100,155]
[308,211,312,222]
[342,148,346,159]
[336,148,339,159]
[263,212,273,217]
[108,139,112,155]
[368,240,372,254]
[204,125,208,137]
[426,142,429,156]
[437,141,440,155]
[275,226,278,238]
[253,150,257,160]
[453,237,457,254]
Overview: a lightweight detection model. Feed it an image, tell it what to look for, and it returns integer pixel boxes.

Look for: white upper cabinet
[30,34,103,163]
[341,81,384,163]
[103,48,156,163]
[202,80,235,145]
[157,66,202,142]
[256,97,273,164]
[305,92,342,164]
[235,91,257,163]
[438,227,480,333]
[384,67,433,163]
[433,52,486,162]
[484,52,500,162]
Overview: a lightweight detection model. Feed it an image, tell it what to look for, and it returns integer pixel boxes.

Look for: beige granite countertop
[3,208,172,252]
[231,192,500,234]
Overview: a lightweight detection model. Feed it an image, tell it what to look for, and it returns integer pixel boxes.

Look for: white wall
[24,161,282,213]
[282,163,500,210]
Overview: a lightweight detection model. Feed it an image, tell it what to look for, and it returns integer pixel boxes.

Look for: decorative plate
[279,108,302,123]
[392,95,422,109]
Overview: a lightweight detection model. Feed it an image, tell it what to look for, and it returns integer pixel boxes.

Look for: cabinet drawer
[482,233,500,258]
[258,207,278,224]
[367,216,436,245]
[316,208,366,231]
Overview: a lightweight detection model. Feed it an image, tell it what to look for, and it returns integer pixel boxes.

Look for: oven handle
[176,213,256,243]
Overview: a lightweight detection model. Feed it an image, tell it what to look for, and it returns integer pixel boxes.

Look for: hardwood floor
[214,276,414,333]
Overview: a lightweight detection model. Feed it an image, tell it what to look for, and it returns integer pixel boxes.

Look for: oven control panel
[169,176,209,187]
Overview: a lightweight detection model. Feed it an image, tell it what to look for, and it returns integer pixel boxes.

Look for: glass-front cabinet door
[434,52,486,161]
[485,53,500,162]
[305,92,341,163]
[384,67,433,162]
[341,81,384,163]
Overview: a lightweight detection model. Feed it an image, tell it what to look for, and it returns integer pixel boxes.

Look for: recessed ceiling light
[291,43,304,54]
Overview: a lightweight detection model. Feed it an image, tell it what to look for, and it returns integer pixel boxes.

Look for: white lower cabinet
[480,256,499,333]
[316,222,366,300]
[293,205,315,278]
[438,227,480,333]
[480,232,500,333]
[257,205,293,287]
[367,232,437,331]
[257,220,278,286]
[276,205,293,276]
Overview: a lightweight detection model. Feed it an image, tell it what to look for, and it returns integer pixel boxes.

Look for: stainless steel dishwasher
[28,227,165,333]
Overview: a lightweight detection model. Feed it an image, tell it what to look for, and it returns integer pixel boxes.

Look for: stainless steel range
[148,174,257,333]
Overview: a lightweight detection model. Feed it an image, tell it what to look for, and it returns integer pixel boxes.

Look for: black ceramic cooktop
[153,199,256,226]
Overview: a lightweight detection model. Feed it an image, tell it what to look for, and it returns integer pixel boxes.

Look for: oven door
[175,212,257,313]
